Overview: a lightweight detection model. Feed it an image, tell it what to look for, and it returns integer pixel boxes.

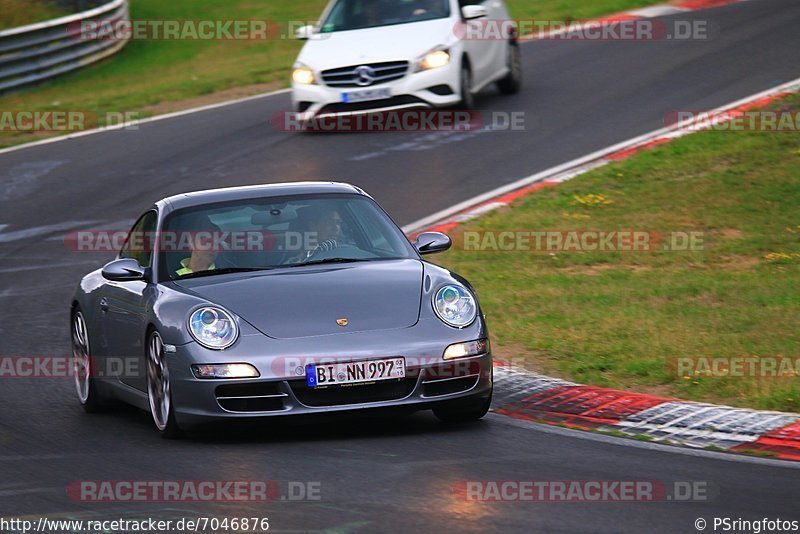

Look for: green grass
[735,449,778,458]
[504,0,659,22]
[0,0,68,30]
[0,0,661,148]
[437,95,800,412]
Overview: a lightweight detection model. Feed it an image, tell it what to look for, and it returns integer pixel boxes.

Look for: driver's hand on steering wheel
[306,238,339,259]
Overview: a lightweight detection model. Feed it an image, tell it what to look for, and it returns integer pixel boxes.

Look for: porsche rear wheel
[146,330,182,439]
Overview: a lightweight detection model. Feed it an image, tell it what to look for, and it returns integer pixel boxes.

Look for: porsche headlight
[433,285,477,328]
[292,65,315,85]
[416,48,450,71]
[188,307,238,349]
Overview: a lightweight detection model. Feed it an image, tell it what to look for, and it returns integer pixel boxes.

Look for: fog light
[443,339,489,360]
[191,363,260,379]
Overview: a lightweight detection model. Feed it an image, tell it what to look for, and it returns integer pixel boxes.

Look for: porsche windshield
[160,194,417,280]
[320,0,450,32]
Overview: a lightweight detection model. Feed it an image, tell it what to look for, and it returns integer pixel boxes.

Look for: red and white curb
[404,76,800,460]
[492,364,800,461]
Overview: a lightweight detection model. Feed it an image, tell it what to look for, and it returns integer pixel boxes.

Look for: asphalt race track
[2,0,800,531]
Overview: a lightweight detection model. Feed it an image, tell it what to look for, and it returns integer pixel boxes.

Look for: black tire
[496,42,522,95]
[146,330,183,439]
[458,61,475,109]
[71,308,112,413]
[289,105,314,133]
[433,390,492,423]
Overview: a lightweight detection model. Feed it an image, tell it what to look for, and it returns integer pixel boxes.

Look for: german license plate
[342,88,391,103]
[306,357,405,387]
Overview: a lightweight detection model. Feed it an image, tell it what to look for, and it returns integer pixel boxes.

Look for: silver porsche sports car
[71,182,492,437]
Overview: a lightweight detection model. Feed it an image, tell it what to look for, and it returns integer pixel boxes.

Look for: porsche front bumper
[166,318,492,427]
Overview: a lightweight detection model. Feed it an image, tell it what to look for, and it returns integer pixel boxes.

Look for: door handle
[99,297,109,312]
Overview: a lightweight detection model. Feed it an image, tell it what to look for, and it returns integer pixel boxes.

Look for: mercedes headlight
[188,307,238,349]
[416,48,450,71]
[433,285,477,328]
[292,64,316,85]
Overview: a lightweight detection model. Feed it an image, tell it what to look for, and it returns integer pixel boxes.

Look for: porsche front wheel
[433,390,492,423]
[146,330,182,438]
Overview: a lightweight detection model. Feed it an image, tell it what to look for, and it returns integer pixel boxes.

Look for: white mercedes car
[291,0,521,118]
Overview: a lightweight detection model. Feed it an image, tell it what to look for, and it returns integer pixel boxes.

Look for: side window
[119,211,157,267]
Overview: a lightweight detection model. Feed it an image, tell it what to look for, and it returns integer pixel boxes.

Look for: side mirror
[414,232,452,255]
[295,24,316,40]
[461,5,488,20]
[102,258,146,282]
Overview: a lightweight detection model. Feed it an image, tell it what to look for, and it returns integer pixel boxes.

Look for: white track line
[0,89,291,157]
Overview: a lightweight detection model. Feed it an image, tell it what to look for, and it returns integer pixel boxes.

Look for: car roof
[160,182,366,211]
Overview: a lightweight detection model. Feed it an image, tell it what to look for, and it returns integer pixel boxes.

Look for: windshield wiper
[291,257,373,267]
[176,267,274,280]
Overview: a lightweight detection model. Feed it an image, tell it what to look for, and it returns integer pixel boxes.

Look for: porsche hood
[175,259,423,339]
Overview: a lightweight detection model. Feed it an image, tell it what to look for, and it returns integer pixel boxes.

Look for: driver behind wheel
[306,207,343,259]
[176,214,221,276]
